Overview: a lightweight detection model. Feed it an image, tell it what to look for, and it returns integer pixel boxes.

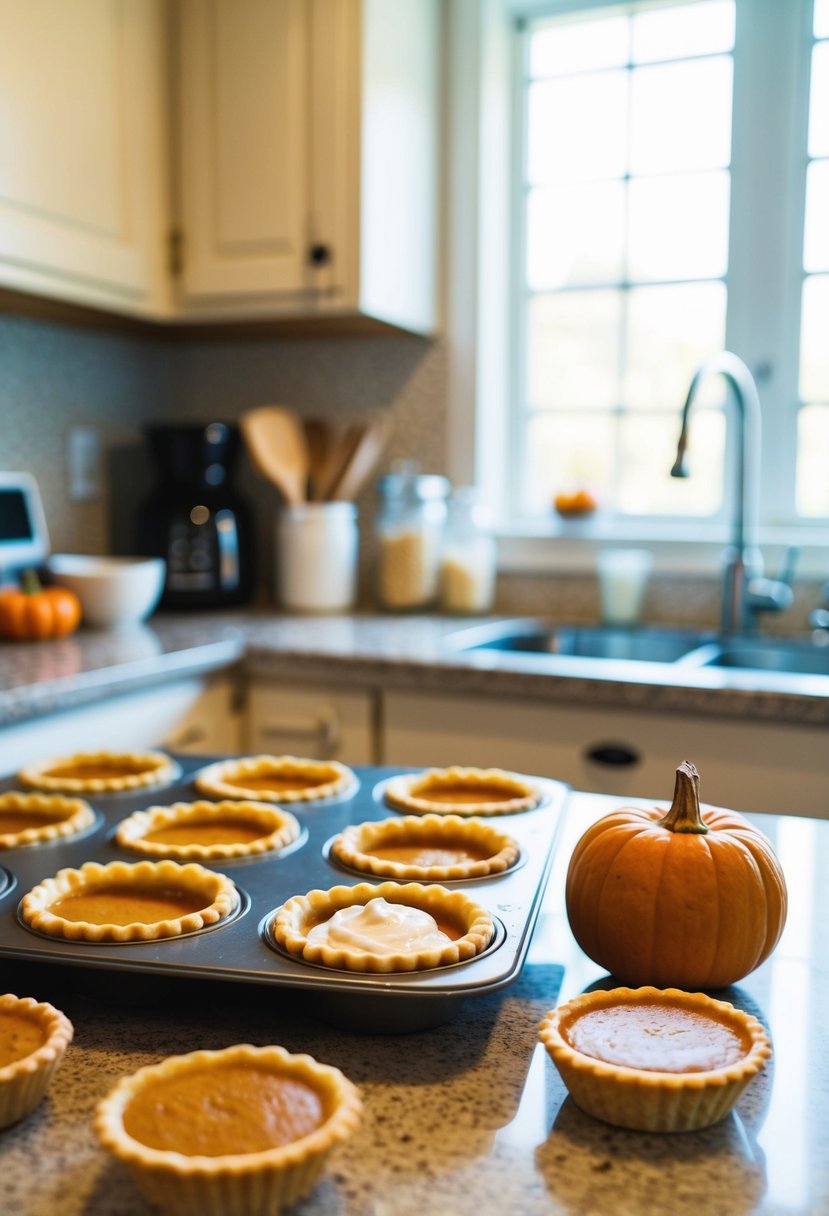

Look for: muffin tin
[0,759,569,1031]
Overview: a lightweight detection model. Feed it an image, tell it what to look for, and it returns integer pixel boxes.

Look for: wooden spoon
[328,411,394,502]
[240,406,308,506]
[304,418,333,502]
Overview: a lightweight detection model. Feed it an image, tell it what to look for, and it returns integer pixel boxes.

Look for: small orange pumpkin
[565,761,788,990]
[0,571,82,641]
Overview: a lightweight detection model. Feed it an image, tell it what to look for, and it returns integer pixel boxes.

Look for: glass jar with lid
[439,486,496,614]
[375,463,450,610]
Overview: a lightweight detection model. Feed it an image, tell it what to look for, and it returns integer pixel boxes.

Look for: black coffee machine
[137,422,255,609]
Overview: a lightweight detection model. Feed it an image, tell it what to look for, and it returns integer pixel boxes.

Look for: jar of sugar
[375,464,449,611]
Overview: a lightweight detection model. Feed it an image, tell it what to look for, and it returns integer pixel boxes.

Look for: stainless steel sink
[447,619,829,677]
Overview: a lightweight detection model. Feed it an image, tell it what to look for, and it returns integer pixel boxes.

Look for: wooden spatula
[239,406,309,506]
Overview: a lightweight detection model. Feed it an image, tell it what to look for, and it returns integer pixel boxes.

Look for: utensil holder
[276,503,358,612]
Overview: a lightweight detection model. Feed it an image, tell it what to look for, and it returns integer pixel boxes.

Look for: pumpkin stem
[657,761,709,834]
[21,569,42,596]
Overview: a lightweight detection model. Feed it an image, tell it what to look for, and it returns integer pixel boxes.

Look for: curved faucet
[671,352,792,632]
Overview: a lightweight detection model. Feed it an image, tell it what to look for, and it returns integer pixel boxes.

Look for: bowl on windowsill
[47,555,165,630]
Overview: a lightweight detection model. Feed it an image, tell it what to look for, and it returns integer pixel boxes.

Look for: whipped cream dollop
[306,897,452,955]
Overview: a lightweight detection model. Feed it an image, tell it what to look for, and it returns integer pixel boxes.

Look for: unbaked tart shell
[194,754,355,804]
[273,879,494,973]
[0,993,74,1129]
[20,858,238,943]
[329,813,520,881]
[95,1043,362,1216]
[539,986,772,1133]
[0,791,95,849]
[384,766,540,817]
[114,800,301,861]
[18,749,176,794]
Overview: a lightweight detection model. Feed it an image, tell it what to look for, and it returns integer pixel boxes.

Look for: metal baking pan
[0,759,569,1031]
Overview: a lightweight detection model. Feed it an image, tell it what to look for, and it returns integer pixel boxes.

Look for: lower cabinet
[246,679,378,764]
[381,690,829,819]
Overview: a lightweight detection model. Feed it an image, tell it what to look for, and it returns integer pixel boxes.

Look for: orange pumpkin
[0,572,82,641]
[565,761,788,990]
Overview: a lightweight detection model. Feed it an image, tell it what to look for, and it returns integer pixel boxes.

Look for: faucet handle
[776,544,799,586]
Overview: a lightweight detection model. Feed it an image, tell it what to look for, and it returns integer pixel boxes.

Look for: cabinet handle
[585,742,641,768]
[256,706,340,759]
[309,243,332,267]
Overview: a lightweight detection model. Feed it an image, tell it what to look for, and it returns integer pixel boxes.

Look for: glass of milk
[596,548,653,626]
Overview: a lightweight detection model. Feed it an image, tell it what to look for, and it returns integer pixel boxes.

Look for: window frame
[445,0,829,576]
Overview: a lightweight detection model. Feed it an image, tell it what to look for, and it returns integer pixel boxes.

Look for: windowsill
[496,521,829,578]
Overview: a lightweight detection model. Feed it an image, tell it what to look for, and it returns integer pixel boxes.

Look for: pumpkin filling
[365,839,490,866]
[224,772,327,794]
[0,1012,47,1068]
[409,780,523,805]
[564,1003,749,1073]
[306,897,459,954]
[0,811,68,834]
[45,883,209,926]
[142,818,271,847]
[44,762,150,781]
[122,1065,326,1156]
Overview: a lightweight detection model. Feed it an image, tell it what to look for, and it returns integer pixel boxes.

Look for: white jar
[439,487,496,614]
[276,503,358,612]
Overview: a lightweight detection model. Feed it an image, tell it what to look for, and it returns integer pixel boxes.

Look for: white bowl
[47,555,166,629]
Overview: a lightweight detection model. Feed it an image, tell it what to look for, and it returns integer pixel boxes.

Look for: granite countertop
[0,610,828,729]
[0,790,824,1216]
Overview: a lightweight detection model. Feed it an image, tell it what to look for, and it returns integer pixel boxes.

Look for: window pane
[627,171,730,281]
[804,160,829,271]
[530,15,629,78]
[525,413,615,513]
[527,182,625,289]
[625,282,727,409]
[630,58,732,174]
[632,1,735,64]
[799,274,829,401]
[618,410,725,515]
[797,405,829,515]
[527,291,621,409]
[527,73,628,184]
[809,42,829,158]
[815,0,829,41]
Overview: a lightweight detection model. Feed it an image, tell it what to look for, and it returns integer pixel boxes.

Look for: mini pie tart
[195,754,355,804]
[329,814,520,881]
[114,800,302,861]
[95,1043,362,1216]
[539,986,772,1133]
[20,859,238,943]
[18,749,176,794]
[384,766,541,817]
[273,880,494,973]
[0,791,95,849]
[0,993,74,1129]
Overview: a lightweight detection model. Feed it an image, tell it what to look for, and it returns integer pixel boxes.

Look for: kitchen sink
[447,619,829,677]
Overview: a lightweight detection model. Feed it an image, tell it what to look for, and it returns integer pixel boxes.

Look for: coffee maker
[137,422,255,609]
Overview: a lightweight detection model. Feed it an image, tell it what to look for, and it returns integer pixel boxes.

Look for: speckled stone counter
[0,792,826,1216]
[1,610,828,729]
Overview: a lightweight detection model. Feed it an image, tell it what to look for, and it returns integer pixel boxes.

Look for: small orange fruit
[553,489,598,517]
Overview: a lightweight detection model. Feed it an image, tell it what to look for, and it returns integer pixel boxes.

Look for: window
[447,0,828,564]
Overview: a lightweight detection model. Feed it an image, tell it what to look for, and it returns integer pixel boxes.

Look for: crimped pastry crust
[0,993,74,1129]
[115,800,301,861]
[539,986,772,1133]
[194,754,355,804]
[18,750,176,794]
[384,767,540,817]
[95,1044,362,1216]
[0,791,95,849]
[273,880,494,973]
[330,814,520,881]
[20,859,238,943]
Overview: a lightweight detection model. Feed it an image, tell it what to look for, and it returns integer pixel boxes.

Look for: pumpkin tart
[272,880,494,973]
[115,800,301,861]
[384,766,540,817]
[20,859,237,943]
[95,1043,361,1216]
[330,814,520,881]
[0,993,73,1129]
[195,754,355,804]
[19,749,176,794]
[0,791,95,849]
[539,986,771,1132]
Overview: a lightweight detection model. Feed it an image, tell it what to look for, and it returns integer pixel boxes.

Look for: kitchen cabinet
[246,678,378,764]
[381,689,829,818]
[174,0,439,331]
[0,0,171,318]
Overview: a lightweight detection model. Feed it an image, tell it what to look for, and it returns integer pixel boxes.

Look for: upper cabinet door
[0,0,170,316]
[176,0,317,305]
